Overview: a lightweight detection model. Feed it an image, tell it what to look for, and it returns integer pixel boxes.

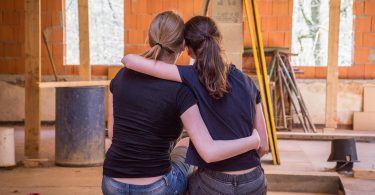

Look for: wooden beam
[78,0,91,81]
[325,0,341,129]
[39,81,110,88]
[24,0,41,158]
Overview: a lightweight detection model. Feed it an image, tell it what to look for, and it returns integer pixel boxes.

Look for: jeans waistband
[200,166,263,184]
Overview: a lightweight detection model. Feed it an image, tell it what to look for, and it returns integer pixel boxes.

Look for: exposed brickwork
[0,0,374,79]
[352,0,375,79]
[243,0,292,72]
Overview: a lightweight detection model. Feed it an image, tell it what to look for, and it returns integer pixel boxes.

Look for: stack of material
[353,87,375,131]
[268,49,316,133]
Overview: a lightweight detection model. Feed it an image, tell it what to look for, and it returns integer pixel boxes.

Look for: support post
[24,0,41,158]
[78,0,91,80]
[325,0,341,129]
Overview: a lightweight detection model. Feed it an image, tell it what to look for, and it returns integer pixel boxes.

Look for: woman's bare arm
[254,103,269,158]
[180,104,260,163]
[122,54,182,82]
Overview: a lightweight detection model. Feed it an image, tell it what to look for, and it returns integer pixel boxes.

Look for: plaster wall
[1,75,375,126]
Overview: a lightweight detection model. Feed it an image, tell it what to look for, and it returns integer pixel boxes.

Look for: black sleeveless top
[178,64,262,171]
[103,68,196,178]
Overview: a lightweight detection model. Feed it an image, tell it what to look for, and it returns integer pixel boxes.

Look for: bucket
[55,87,105,167]
[0,127,16,167]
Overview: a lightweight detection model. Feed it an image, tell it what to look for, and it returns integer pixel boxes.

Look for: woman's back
[103,67,196,178]
[178,64,261,171]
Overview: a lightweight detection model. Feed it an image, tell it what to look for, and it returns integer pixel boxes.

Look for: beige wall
[1,75,375,126]
[298,79,375,125]
[0,75,106,122]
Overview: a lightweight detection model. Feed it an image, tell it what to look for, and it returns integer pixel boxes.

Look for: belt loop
[232,176,238,187]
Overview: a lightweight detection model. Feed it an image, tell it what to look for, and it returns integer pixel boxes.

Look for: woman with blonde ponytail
[103,12,261,195]
[123,15,269,195]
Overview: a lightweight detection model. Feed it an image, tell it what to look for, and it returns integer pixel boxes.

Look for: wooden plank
[325,0,341,129]
[23,158,50,168]
[39,81,110,88]
[244,0,279,165]
[24,0,41,158]
[353,169,375,180]
[277,132,375,142]
[78,0,91,81]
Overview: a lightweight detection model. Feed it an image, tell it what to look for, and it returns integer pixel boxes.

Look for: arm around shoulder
[121,54,182,82]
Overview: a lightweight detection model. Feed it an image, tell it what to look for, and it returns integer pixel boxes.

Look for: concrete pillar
[212,0,243,70]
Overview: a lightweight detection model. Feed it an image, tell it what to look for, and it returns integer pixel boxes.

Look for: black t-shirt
[178,64,262,171]
[103,68,197,178]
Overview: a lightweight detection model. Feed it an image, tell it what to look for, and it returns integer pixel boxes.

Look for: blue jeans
[189,166,267,195]
[102,146,192,195]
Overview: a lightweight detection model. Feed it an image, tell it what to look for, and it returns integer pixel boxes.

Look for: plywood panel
[78,0,91,80]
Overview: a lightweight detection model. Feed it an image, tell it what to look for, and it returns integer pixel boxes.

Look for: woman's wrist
[250,129,260,150]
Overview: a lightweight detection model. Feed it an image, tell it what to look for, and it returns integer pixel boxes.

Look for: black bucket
[328,138,359,162]
[55,87,105,167]
[328,138,359,172]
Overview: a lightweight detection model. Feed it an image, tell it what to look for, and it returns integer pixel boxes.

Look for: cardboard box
[217,23,243,53]
[226,52,243,70]
[212,0,243,23]
[353,112,375,131]
[364,87,375,112]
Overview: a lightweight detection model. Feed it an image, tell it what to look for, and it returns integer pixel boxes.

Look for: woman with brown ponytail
[122,15,268,195]
[103,12,261,195]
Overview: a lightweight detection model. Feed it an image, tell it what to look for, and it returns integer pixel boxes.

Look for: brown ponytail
[142,11,185,62]
[184,16,230,99]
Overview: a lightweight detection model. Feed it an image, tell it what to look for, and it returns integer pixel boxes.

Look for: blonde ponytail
[141,11,185,61]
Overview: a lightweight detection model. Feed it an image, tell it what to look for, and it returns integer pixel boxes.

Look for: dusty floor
[0,126,375,195]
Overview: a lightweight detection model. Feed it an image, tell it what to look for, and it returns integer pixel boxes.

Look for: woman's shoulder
[177,64,195,73]
[176,65,199,84]
[228,65,248,79]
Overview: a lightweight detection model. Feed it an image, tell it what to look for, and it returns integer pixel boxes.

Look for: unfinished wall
[298,79,375,125]
[353,0,375,77]
[1,75,374,126]
[0,79,55,121]
[0,0,374,77]
[0,0,374,125]
[0,75,106,122]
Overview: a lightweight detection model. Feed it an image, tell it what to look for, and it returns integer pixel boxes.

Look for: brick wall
[243,0,293,72]
[124,0,205,65]
[352,0,375,79]
[296,0,375,79]
[0,0,82,76]
[0,0,374,79]
[0,0,25,74]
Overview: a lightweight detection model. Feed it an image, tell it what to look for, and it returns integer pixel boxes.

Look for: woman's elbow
[121,54,134,67]
[201,154,214,163]
[199,150,216,163]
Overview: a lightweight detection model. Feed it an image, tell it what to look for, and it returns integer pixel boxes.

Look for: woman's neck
[159,54,178,64]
